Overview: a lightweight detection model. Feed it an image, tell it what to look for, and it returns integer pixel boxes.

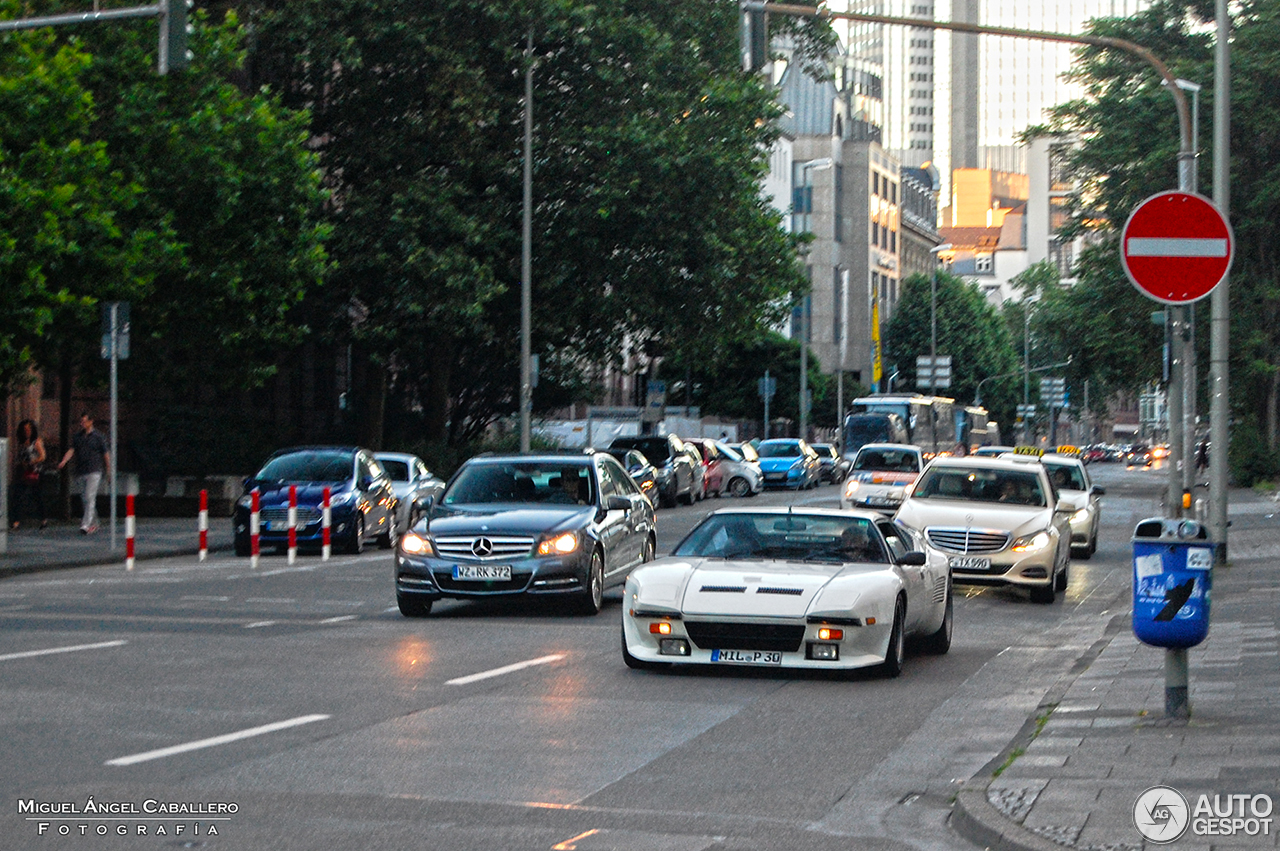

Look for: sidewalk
[0,515,235,580]
[954,487,1280,851]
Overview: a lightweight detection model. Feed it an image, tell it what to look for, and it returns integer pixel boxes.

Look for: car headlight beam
[1011,531,1052,552]
[537,531,579,557]
[400,532,432,555]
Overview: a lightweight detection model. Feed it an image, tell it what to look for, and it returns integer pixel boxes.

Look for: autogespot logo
[1134,786,1191,844]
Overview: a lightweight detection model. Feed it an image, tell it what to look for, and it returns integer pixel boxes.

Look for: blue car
[233,446,398,556]
[756,439,822,490]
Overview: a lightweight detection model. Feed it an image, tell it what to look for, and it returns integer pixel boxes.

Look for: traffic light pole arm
[0,1,188,74]
[974,359,1072,406]
[743,2,1192,162]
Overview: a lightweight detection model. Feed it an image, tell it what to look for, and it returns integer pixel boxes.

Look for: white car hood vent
[756,587,804,596]
[700,585,747,593]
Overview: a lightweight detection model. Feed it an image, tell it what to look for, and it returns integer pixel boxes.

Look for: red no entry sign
[1120,191,1233,304]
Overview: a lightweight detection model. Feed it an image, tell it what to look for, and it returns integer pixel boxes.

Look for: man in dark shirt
[57,413,110,534]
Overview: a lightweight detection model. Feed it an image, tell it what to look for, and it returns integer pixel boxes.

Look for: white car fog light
[658,639,690,656]
[808,643,839,661]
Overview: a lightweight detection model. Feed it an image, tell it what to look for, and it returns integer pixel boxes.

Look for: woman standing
[10,419,48,530]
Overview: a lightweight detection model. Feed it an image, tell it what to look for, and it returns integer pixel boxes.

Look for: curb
[0,542,233,581]
[949,612,1131,851]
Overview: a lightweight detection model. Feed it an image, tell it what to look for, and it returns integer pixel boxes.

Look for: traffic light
[159,0,192,74]
[740,3,768,72]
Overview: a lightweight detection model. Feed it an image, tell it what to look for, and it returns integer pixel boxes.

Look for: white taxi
[894,455,1074,604]
[840,443,924,514]
[1006,449,1104,559]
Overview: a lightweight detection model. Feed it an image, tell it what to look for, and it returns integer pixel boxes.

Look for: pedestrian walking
[9,419,48,530]
[57,413,110,534]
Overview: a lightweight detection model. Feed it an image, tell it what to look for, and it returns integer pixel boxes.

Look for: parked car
[811,442,851,484]
[621,507,951,676]
[840,443,924,514]
[756,438,822,490]
[233,446,398,556]
[608,435,696,508]
[894,456,1073,604]
[394,450,656,616]
[603,448,659,506]
[727,442,760,464]
[681,444,710,501]
[710,440,763,498]
[683,438,729,498]
[375,452,445,534]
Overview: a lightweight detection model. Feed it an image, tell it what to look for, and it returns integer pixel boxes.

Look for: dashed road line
[0,640,128,662]
[317,615,358,624]
[244,621,278,629]
[105,714,330,766]
[446,653,567,686]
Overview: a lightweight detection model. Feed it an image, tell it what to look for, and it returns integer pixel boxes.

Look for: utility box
[1132,517,1214,648]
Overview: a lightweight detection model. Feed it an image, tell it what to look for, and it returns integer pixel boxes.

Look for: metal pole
[799,295,808,439]
[1023,303,1031,444]
[763,370,771,440]
[519,32,533,453]
[0,438,8,555]
[1208,0,1230,560]
[110,303,119,552]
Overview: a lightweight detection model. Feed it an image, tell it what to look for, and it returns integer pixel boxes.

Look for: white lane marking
[0,640,127,662]
[181,595,230,602]
[105,714,330,766]
[317,615,357,624]
[244,621,278,629]
[446,654,566,686]
[1126,237,1228,257]
[383,606,399,613]
[246,598,297,604]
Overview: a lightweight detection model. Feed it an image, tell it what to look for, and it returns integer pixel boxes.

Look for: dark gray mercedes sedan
[394,450,657,617]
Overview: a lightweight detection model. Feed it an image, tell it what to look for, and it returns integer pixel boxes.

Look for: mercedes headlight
[400,532,434,556]
[537,531,579,557]
[1071,508,1090,523]
[1011,531,1052,552]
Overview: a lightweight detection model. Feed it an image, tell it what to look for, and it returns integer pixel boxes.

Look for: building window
[975,254,993,274]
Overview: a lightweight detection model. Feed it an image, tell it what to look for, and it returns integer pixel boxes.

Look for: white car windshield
[853,448,919,472]
[912,467,1047,507]
[674,514,887,564]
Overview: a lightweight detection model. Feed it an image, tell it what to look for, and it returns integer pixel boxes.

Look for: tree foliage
[1045,0,1280,470]
[884,271,1020,429]
[252,0,812,445]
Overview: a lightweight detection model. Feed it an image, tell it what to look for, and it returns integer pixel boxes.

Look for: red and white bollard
[125,494,136,571]
[250,489,261,569]
[198,489,209,562]
[287,485,298,564]
[321,487,331,561]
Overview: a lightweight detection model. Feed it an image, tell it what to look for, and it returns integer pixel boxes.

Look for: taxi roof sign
[1013,446,1044,457]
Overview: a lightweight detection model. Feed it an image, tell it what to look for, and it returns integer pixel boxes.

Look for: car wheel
[377,516,398,550]
[397,595,433,617]
[641,536,655,563]
[728,477,751,498]
[234,537,250,557]
[679,486,695,506]
[1055,559,1069,592]
[1030,576,1056,604]
[622,622,666,671]
[920,583,952,655]
[659,486,677,509]
[1089,532,1098,556]
[345,513,365,555]
[573,549,605,615]
[878,597,906,678]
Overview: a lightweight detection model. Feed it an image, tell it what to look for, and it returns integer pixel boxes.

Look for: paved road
[0,464,1164,850]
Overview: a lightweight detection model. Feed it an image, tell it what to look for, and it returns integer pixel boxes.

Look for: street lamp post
[797,158,832,440]
[927,244,952,392]
[1022,292,1041,444]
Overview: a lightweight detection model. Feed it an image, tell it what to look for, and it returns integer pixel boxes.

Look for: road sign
[757,375,777,401]
[1040,376,1066,408]
[916,355,951,390]
[1120,191,1233,304]
[1016,404,1037,418]
[99,301,130,360]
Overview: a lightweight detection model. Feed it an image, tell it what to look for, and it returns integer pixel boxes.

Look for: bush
[1228,419,1280,488]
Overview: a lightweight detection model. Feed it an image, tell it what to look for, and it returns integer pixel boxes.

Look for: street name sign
[1120,191,1233,304]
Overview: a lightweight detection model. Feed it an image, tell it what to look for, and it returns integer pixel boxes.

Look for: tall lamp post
[797,157,832,440]
[928,243,953,391]
[1022,292,1041,444]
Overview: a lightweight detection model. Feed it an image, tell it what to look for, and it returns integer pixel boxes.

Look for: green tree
[253,0,812,446]
[884,271,1021,428]
[1044,0,1280,475]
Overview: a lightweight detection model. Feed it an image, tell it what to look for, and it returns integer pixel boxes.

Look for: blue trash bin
[1132,517,1215,649]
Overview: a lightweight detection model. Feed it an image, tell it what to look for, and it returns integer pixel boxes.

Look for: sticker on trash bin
[1135,553,1164,580]
[1186,548,1212,570]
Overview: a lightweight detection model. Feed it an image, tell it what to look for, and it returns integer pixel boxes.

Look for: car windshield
[674,514,887,564]
[255,450,352,483]
[1044,462,1087,490]
[846,416,890,443]
[853,448,919,472]
[379,460,412,481]
[758,441,802,458]
[912,467,1047,507]
[444,461,595,506]
[812,444,836,458]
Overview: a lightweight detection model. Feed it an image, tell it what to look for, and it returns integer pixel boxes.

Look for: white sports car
[621,508,952,677]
